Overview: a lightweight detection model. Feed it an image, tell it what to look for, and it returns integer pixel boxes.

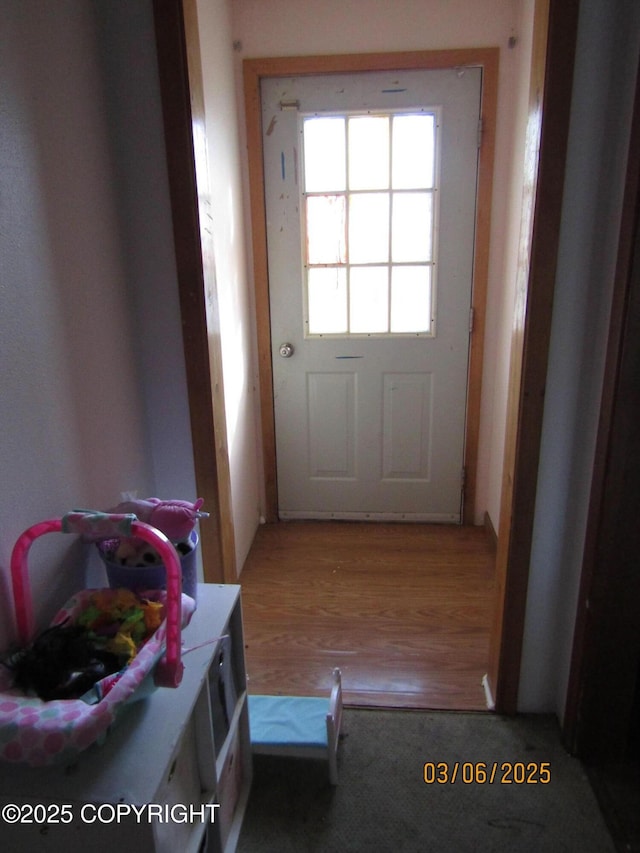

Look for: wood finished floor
[239,521,495,711]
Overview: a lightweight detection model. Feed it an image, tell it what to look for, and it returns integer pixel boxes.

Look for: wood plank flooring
[239,521,495,710]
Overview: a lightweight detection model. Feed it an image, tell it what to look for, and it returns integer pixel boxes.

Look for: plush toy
[1,622,124,701]
[110,536,194,568]
[1,589,166,701]
[88,497,208,568]
[107,497,208,541]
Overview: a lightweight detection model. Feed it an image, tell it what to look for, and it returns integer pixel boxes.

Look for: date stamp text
[423,761,551,784]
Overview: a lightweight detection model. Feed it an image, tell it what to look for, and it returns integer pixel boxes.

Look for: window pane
[392,192,433,262]
[392,114,435,189]
[303,117,346,192]
[307,268,347,334]
[390,266,432,333]
[348,116,389,190]
[306,195,346,264]
[349,193,389,263]
[350,267,389,333]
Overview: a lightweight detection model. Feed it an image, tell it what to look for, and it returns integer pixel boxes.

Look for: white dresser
[0,584,252,852]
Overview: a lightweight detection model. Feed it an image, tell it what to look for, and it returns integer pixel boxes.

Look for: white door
[263,68,481,521]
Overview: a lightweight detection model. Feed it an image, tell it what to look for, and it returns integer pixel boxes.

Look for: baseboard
[482,673,496,711]
[483,511,498,552]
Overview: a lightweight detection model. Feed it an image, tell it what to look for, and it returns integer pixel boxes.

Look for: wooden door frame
[244,48,498,526]
[559,59,640,852]
[152,0,237,582]
[484,0,580,713]
[562,56,640,761]
[153,0,582,712]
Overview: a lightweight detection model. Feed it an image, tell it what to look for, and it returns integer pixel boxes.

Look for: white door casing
[263,68,481,521]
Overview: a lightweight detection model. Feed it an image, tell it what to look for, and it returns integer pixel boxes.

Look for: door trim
[485,0,580,712]
[563,53,640,760]
[152,0,237,582]
[244,48,498,525]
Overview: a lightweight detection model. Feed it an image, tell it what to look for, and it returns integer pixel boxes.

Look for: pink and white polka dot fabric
[0,588,195,766]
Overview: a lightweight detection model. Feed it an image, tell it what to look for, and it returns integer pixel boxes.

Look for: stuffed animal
[107,497,207,541]
[93,497,208,568]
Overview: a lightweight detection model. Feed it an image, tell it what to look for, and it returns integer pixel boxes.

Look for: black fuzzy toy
[2,622,124,701]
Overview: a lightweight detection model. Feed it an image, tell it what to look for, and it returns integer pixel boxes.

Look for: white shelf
[0,583,252,852]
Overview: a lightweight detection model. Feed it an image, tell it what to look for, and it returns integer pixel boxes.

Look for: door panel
[308,372,356,479]
[263,68,481,521]
[382,372,433,481]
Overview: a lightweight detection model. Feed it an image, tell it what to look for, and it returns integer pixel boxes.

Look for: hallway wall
[0,1,196,644]
[231,0,536,530]
[520,0,640,714]
[195,0,262,573]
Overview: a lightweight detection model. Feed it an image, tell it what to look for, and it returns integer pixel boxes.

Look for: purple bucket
[97,530,198,602]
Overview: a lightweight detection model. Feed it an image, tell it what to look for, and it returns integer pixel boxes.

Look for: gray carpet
[237,709,615,852]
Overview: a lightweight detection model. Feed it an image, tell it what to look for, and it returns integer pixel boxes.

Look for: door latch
[279,343,294,358]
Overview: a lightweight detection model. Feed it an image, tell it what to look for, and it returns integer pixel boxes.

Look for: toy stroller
[0,510,196,767]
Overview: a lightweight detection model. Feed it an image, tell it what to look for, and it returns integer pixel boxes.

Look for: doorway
[153,0,580,714]
[240,49,497,710]
[246,50,497,525]
[263,68,482,521]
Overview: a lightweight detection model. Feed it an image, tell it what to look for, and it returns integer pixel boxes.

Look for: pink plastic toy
[1,511,196,766]
[11,512,186,685]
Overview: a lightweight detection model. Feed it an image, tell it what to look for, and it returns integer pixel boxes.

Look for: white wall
[94,4,197,506]
[231,0,534,529]
[478,0,535,530]
[518,0,640,713]
[196,0,262,573]
[0,1,196,645]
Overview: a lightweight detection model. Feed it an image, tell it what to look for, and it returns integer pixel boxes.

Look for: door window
[302,111,439,337]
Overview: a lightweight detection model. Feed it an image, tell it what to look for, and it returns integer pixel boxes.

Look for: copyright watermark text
[2,802,220,825]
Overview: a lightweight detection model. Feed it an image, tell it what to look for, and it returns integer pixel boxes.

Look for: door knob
[279,343,294,358]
